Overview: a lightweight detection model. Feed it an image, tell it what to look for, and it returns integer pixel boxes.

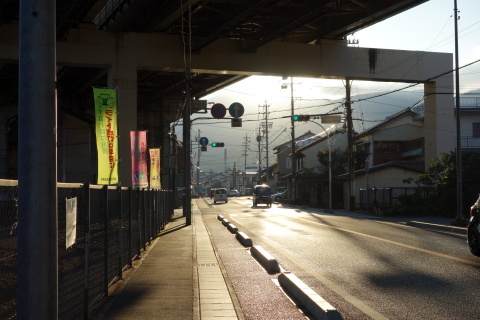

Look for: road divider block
[227,223,238,234]
[221,219,230,226]
[217,214,224,221]
[278,272,343,320]
[235,231,253,247]
[250,244,280,274]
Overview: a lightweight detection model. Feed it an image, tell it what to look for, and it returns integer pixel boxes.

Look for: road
[195,196,480,320]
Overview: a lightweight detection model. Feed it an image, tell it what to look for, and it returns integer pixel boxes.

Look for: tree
[315,148,369,178]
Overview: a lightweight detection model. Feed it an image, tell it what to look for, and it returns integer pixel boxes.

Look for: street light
[310,121,344,210]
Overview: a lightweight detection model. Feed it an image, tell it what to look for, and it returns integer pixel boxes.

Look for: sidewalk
[93,203,240,320]
[92,203,467,320]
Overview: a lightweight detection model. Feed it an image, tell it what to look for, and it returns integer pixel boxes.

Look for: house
[457,92,480,152]
[294,126,348,207]
[273,130,320,199]
[343,107,426,210]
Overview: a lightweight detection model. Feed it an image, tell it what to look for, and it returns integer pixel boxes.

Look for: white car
[228,189,240,197]
[213,188,228,203]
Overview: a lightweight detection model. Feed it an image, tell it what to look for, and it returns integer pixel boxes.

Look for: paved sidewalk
[93,203,240,320]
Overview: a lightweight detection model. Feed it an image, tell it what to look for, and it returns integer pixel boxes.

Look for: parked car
[272,190,287,202]
[468,194,480,256]
[228,189,240,197]
[252,184,273,207]
[213,188,228,204]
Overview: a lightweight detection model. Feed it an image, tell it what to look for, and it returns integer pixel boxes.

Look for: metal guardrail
[0,180,174,320]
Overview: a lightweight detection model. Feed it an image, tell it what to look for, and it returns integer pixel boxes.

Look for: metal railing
[0,180,174,320]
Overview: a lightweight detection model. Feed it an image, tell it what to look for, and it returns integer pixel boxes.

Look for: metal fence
[0,180,174,320]
[359,187,433,214]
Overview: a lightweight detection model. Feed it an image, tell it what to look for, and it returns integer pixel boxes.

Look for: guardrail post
[137,187,141,257]
[83,183,91,319]
[117,186,123,279]
[103,185,109,296]
[129,187,133,268]
[143,188,147,250]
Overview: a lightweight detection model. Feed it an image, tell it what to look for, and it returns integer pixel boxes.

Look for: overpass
[0,1,455,318]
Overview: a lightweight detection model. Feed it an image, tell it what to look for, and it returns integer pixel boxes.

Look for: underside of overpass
[0,0,451,188]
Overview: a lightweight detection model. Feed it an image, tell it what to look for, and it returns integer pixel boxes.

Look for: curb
[406,221,467,235]
[278,272,343,320]
[250,244,280,274]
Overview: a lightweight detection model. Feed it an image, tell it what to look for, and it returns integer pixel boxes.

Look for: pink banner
[130,131,148,188]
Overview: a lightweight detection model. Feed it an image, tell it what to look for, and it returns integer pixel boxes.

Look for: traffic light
[292,114,310,121]
[211,142,225,147]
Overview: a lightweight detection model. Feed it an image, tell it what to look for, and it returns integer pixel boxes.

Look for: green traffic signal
[211,142,225,147]
[292,115,310,121]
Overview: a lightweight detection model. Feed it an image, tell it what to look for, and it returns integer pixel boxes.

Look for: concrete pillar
[424,78,454,168]
[108,34,138,187]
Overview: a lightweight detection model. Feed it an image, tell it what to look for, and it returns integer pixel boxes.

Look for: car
[272,190,287,202]
[252,184,273,207]
[228,189,240,197]
[468,194,480,256]
[213,188,228,204]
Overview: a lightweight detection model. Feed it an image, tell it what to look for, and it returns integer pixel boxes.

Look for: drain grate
[197,263,219,267]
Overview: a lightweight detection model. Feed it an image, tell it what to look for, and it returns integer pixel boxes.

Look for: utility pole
[18,0,58,318]
[196,130,201,197]
[290,77,296,203]
[454,0,464,223]
[183,69,192,225]
[260,103,272,185]
[257,126,262,183]
[242,133,250,193]
[345,78,355,211]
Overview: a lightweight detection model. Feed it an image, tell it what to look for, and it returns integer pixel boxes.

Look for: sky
[179,0,480,174]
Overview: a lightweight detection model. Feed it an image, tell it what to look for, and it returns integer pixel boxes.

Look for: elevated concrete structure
[0,22,453,184]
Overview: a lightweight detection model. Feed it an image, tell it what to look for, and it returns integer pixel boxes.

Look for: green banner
[94,88,119,185]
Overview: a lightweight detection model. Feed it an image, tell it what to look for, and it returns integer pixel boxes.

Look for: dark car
[272,190,287,202]
[253,184,273,207]
[468,195,480,256]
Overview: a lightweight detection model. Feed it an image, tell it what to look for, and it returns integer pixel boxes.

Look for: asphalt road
[197,196,480,320]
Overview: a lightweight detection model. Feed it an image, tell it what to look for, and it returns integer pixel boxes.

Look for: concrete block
[278,272,343,320]
[250,244,280,274]
[226,223,238,234]
[217,214,224,221]
[235,231,253,247]
[221,219,230,226]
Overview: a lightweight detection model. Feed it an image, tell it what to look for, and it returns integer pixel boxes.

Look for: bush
[394,193,439,216]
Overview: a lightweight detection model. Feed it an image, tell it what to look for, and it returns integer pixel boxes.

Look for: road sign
[201,146,207,152]
[231,118,242,127]
[199,137,209,146]
[211,103,227,119]
[321,115,342,124]
[229,102,244,118]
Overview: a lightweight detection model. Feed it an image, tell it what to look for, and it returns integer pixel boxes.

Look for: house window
[473,123,480,137]
[286,157,291,169]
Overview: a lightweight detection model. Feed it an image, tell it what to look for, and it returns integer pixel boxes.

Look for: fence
[359,187,430,214]
[0,180,174,320]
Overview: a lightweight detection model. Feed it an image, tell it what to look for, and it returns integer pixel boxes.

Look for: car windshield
[216,189,226,194]
[255,186,272,194]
